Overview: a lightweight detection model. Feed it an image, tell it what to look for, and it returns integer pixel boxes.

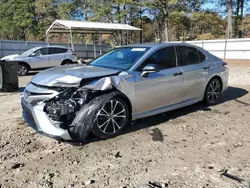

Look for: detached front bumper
[21,98,72,141]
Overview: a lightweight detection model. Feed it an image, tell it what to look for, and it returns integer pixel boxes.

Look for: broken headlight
[44,88,90,122]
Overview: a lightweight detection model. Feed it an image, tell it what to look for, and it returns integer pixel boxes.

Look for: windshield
[90,47,149,70]
[21,47,40,56]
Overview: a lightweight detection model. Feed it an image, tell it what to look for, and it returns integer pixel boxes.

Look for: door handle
[173,72,183,76]
[203,66,210,70]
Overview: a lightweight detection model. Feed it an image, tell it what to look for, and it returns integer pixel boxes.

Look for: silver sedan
[21,43,228,142]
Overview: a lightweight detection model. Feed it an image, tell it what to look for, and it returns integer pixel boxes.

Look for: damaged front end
[21,71,133,142]
[44,88,91,125]
[22,82,106,141]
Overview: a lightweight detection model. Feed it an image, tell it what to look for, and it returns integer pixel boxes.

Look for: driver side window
[139,47,177,70]
[34,48,48,56]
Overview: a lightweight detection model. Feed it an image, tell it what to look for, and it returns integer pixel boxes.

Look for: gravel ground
[0,61,250,188]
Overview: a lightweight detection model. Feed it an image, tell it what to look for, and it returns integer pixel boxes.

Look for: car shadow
[221,86,249,105]
[124,86,248,134]
[18,87,25,92]
[27,71,39,76]
[84,86,249,145]
[0,87,25,95]
[17,71,39,77]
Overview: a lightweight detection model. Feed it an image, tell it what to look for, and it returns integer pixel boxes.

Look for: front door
[29,48,49,69]
[134,46,184,115]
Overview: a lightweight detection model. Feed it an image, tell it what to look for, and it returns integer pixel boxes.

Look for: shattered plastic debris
[148,181,168,188]
[133,181,168,188]
[219,169,245,183]
[149,128,164,142]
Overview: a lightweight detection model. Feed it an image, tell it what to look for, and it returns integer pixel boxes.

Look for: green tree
[0,0,36,40]
[35,0,58,40]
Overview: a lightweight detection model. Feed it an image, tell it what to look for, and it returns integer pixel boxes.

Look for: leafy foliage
[0,0,249,44]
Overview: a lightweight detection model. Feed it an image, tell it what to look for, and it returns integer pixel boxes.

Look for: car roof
[46,45,69,49]
[32,45,69,50]
[124,42,217,58]
[124,42,200,49]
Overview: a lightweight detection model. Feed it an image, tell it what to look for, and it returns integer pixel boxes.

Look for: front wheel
[204,78,222,105]
[92,97,130,139]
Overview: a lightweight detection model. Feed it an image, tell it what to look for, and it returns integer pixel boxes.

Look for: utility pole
[139,8,143,43]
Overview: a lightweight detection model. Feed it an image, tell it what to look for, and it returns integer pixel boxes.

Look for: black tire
[204,78,222,106]
[61,60,73,65]
[18,63,29,76]
[92,97,130,139]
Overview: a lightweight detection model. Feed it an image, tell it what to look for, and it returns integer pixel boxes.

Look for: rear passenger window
[141,47,177,70]
[198,50,206,62]
[61,48,68,53]
[49,48,67,54]
[34,48,48,56]
[177,46,199,66]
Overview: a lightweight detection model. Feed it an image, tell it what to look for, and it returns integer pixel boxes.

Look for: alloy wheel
[18,65,28,76]
[207,79,221,104]
[97,99,127,134]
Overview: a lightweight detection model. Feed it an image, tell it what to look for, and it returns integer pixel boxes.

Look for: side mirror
[30,53,36,57]
[141,64,160,77]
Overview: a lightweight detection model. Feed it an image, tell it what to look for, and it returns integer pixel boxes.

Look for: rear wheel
[92,97,130,139]
[18,63,29,76]
[204,78,222,105]
[61,60,73,65]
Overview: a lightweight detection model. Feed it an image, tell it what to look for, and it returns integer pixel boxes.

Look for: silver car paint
[133,67,183,114]
[21,43,229,140]
[22,98,72,140]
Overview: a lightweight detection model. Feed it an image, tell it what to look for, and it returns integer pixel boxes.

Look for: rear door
[176,46,212,101]
[48,48,67,67]
[134,46,184,114]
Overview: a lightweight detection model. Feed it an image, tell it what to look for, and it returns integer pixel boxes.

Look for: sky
[201,3,214,10]
[201,2,250,16]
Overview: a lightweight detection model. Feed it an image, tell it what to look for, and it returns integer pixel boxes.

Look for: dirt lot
[0,61,250,188]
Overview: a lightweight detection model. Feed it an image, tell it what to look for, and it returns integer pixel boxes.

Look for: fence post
[0,40,3,58]
[224,39,227,59]
[25,40,28,50]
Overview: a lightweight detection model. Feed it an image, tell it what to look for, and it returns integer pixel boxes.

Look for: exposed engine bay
[44,88,90,122]
[43,86,112,129]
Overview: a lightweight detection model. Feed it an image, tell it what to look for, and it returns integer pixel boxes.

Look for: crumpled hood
[31,64,121,87]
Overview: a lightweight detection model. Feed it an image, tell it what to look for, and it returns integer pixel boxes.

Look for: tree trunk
[239,0,244,38]
[227,0,233,39]
[153,20,159,42]
[164,16,169,42]
[234,0,240,37]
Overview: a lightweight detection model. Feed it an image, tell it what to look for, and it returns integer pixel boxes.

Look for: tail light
[222,62,228,67]
[72,53,77,56]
